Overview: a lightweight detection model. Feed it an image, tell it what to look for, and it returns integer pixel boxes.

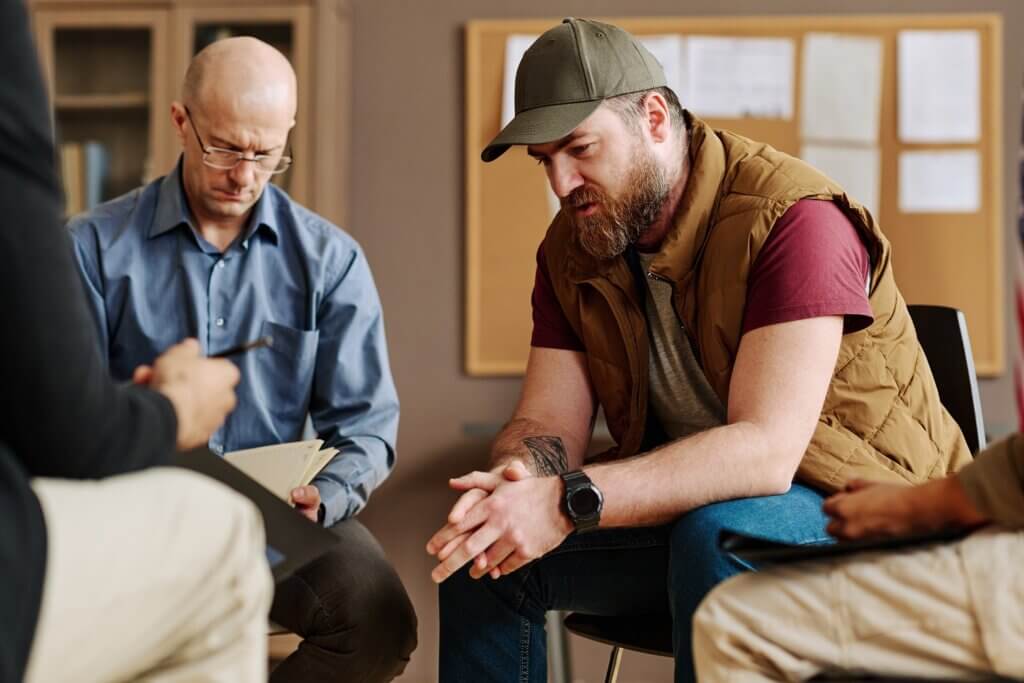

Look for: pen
[210,335,274,359]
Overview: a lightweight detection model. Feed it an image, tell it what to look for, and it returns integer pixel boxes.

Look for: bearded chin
[576,216,639,260]
[575,171,668,260]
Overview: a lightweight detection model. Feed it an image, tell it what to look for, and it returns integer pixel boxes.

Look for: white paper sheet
[501,34,539,128]
[898,150,980,213]
[686,36,794,119]
[639,35,686,100]
[800,33,883,144]
[224,439,337,502]
[801,144,881,216]
[898,30,980,143]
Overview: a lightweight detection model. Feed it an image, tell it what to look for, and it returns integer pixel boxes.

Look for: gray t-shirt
[638,253,725,440]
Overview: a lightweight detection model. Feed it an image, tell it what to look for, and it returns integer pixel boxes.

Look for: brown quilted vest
[542,114,971,492]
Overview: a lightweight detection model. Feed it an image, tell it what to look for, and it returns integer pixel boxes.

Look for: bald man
[68,37,416,682]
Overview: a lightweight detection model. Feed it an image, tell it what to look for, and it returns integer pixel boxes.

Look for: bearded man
[427,18,970,683]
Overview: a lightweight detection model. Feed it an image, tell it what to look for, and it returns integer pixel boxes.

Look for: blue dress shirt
[69,161,399,525]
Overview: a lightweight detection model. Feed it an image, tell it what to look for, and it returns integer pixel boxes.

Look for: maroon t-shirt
[531,199,873,350]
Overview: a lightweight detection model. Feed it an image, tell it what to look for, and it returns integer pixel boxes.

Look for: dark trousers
[270,519,417,683]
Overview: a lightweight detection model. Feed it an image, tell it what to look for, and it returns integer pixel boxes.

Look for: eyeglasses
[184,106,293,175]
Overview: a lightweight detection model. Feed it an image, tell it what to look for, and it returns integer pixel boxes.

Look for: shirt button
[217,260,225,269]
[242,240,249,249]
[215,317,225,327]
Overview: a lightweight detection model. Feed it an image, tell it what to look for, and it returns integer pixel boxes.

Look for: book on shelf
[82,142,108,209]
[59,140,109,217]
[59,142,83,216]
[223,439,338,503]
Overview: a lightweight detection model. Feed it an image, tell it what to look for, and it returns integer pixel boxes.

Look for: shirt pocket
[258,320,319,424]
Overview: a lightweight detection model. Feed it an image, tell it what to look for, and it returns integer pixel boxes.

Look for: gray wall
[347,2,1024,680]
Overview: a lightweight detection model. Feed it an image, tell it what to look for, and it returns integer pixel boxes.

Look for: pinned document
[639,35,686,99]
[898,31,980,143]
[800,33,882,144]
[801,145,880,217]
[686,36,794,119]
[898,150,980,213]
[501,34,539,128]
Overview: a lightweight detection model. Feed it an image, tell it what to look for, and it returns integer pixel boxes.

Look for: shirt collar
[149,157,280,245]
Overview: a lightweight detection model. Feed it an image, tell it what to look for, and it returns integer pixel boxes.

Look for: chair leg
[604,646,623,683]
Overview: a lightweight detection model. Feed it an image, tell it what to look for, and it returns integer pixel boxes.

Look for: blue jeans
[438,482,831,683]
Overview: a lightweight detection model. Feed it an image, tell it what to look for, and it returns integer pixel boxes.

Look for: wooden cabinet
[29,0,351,227]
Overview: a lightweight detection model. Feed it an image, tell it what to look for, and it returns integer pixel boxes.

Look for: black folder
[718,526,972,565]
[172,447,338,582]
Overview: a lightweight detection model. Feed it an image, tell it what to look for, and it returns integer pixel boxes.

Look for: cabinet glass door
[34,11,169,217]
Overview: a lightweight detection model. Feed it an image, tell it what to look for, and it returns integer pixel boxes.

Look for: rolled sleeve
[309,246,399,525]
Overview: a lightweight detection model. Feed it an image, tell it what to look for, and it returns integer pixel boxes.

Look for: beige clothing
[693,527,1024,681]
[24,469,273,683]
[959,433,1024,528]
[638,252,725,440]
[694,433,1024,681]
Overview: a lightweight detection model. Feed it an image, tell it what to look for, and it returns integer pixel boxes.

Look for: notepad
[173,447,338,582]
[224,439,337,503]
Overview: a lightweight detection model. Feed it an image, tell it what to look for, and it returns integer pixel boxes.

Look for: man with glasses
[68,36,416,683]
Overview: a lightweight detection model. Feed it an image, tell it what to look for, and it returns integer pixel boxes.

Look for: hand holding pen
[210,335,275,359]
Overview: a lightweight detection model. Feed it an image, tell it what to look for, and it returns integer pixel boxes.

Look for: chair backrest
[907,305,986,454]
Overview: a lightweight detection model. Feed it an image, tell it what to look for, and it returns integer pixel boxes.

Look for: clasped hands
[426,461,572,584]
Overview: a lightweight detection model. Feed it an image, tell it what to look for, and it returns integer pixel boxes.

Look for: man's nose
[229,158,259,187]
[548,158,583,200]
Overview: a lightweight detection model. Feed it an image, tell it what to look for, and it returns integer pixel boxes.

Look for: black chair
[906,305,986,454]
[564,304,986,682]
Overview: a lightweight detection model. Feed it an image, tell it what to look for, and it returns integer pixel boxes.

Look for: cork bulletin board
[464,14,1003,377]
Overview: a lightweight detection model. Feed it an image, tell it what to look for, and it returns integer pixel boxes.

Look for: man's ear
[169,102,188,146]
[643,92,672,144]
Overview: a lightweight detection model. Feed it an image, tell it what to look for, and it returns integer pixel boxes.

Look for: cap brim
[481,99,603,162]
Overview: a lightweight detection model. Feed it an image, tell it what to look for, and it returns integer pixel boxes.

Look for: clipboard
[718,526,972,565]
[172,447,338,583]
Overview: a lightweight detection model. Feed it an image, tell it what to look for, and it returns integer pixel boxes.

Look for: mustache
[563,185,606,209]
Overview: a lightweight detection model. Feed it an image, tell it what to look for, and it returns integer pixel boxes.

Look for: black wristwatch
[559,470,603,533]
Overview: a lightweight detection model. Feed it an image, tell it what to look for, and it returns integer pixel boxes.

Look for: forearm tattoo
[522,436,568,476]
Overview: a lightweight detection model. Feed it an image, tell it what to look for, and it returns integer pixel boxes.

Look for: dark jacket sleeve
[0,0,177,478]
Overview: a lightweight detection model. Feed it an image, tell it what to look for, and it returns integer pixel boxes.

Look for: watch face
[569,487,601,517]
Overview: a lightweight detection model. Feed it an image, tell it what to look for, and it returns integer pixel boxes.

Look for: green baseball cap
[481,17,667,162]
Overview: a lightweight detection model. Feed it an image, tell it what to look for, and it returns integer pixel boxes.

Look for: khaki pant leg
[693,541,996,682]
[24,468,273,683]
